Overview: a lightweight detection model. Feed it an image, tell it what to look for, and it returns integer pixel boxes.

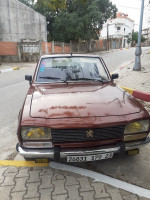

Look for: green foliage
[18,0,35,7]
[52,0,102,42]
[132,31,138,44]
[131,31,146,46]
[34,0,117,42]
[126,34,132,44]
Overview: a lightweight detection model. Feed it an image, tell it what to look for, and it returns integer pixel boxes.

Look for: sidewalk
[0,165,148,200]
[0,62,36,73]
[115,51,150,93]
[115,51,150,114]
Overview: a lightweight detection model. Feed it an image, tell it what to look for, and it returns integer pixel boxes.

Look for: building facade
[100,12,134,49]
[0,0,47,62]
[142,28,150,46]
[143,0,150,29]
[142,0,150,46]
[0,0,47,42]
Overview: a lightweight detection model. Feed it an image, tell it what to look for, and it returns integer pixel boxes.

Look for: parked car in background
[16,54,150,163]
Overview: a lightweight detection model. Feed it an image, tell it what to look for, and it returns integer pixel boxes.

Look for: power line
[113,2,150,10]
[115,4,140,10]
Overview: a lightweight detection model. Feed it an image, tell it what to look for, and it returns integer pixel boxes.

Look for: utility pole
[133,0,145,71]
[107,24,109,51]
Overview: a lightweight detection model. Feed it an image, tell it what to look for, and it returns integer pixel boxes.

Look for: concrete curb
[133,90,150,102]
[0,160,48,167]
[93,47,129,55]
[0,66,19,73]
[121,86,150,102]
[120,86,134,95]
[111,60,134,75]
[51,162,150,199]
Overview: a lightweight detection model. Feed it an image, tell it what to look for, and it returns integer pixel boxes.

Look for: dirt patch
[6,152,18,160]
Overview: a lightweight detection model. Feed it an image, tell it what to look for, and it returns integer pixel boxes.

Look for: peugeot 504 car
[16,54,150,163]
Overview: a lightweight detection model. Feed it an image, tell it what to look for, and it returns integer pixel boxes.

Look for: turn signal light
[124,133,147,142]
[127,149,139,155]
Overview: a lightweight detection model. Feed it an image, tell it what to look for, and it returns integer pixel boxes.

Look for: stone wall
[42,42,71,55]
[0,41,71,62]
[42,42,52,54]
[70,41,96,52]
[95,38,123,51]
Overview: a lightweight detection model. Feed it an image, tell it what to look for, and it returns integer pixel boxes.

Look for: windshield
[36,57,109,83]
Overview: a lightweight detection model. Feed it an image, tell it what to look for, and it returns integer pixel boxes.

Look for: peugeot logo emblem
[86,130,94,138]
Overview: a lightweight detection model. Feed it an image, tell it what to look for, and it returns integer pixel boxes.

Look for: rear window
[36,57,109,83]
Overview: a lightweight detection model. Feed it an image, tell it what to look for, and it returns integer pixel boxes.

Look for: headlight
[124,120,149,134]
[21,127,52,140]
[124,133,147,142]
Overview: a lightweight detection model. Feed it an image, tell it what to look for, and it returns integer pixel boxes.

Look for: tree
[53,0,117,42]
[34,0,117,42]
[131,31,146,46]
[33,0,63,41]
[18,0,35,7]
[127,34,132,45]
[53,1,100,42]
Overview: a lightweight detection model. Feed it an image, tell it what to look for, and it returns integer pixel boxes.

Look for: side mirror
[111,73,119,80]
[25,75,32,85]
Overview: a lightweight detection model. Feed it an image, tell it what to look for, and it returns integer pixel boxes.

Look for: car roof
[40,54,101,59]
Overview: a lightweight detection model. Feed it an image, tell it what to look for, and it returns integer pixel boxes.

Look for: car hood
[30,84,141,119]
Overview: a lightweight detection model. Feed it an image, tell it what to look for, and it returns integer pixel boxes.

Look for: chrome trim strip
[17,145,54,158]
[23,142,53,149]
[17,145,120,159]
[17,137,150,159]
[125,137,150,150]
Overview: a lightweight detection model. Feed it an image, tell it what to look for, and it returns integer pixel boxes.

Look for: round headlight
[21,127,52,140]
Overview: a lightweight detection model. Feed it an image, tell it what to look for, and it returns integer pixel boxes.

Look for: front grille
[51,126,125,143]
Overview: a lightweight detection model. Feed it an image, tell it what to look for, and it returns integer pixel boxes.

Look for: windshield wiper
[39,76,61,80]
[68,78,104,82]
[39,76,68,83]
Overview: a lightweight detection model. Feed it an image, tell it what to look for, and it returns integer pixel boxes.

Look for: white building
[142,28,150,46]
[143,0,150,29]
[100,12,134,49]
[142,0,150,45]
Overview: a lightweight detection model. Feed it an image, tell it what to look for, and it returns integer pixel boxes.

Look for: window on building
[117,27,121,30]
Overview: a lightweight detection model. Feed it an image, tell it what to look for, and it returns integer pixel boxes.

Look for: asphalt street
[0,47,150,190]
[96,46,150,72]
[0,67,35,159]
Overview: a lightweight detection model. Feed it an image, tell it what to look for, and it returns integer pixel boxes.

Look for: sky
[111,0,150,30]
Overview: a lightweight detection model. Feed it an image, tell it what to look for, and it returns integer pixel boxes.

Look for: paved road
[0,67,35,160]
[0,47,150,190]
[95,46,150,72]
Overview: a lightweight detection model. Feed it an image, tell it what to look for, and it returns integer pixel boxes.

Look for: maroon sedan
[16,54,150,163]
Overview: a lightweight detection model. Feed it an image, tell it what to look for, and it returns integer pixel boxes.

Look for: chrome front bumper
[16,137,150,161]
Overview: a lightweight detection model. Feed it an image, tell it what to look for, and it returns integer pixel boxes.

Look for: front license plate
[67,152,113,162]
